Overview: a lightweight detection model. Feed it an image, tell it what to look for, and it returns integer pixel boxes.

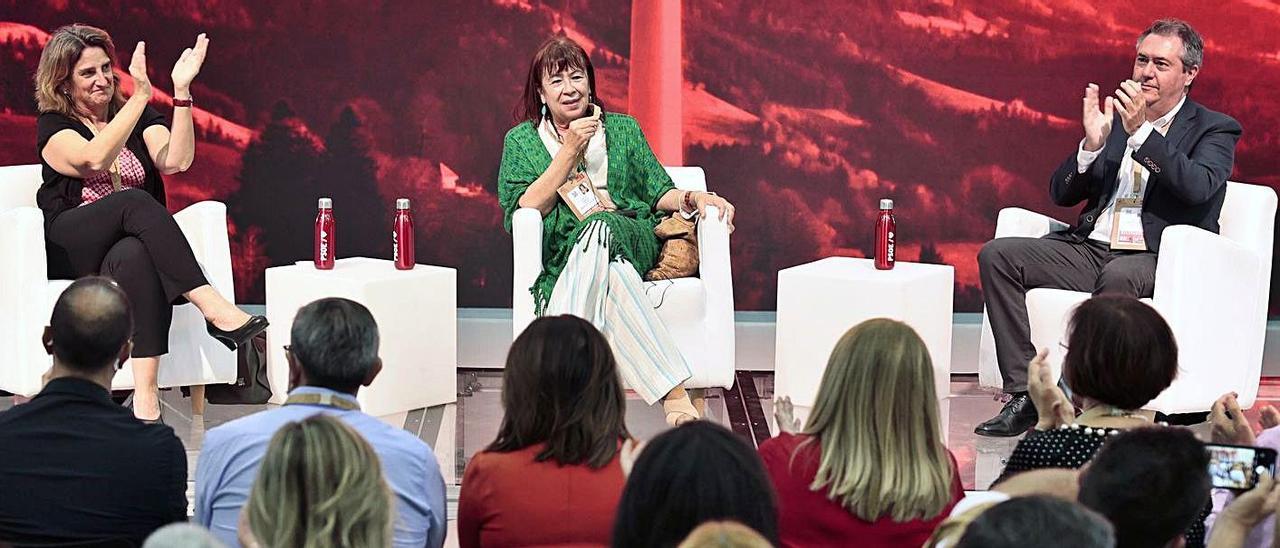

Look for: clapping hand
[1082,83,1113,151]
[1113,79,1147,135]
[128,42,151,99]
[171,33,209,95]
[774,396,801,434]
[1027,348,1073,430]
[1211,392,1257,446]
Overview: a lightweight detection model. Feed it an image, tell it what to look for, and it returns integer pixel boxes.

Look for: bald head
[48,277,133,372]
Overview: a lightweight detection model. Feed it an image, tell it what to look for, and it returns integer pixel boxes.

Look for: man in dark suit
[0,277,187,544]
[975,18,1242,437]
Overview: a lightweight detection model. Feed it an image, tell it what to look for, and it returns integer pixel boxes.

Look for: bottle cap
[879,198,894,210]
[318,197,332,209]
[396,198,410,210]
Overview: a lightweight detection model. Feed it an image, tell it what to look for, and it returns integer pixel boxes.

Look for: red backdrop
[3,1,1277,312]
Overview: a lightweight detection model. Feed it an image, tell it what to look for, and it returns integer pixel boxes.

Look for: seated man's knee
[1095,264,1148,297]
[979,238,1020,270]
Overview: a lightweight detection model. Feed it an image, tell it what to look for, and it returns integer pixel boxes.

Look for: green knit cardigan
[497,113,675,314]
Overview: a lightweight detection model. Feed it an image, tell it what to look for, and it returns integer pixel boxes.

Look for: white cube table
[265,257,457,417]
[775,257,953,436]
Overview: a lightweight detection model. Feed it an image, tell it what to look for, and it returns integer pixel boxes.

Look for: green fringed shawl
[497,113,675,314]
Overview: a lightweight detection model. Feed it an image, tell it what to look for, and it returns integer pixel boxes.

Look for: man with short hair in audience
[0,277,187,545]
[955,496,1115,548]
[195,297,447,548]
[1078,428,1211,548]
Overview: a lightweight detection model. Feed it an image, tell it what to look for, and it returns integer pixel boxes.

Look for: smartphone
[1205,443,1278,490]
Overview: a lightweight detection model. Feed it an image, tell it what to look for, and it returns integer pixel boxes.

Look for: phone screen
[1207,444,1278,490]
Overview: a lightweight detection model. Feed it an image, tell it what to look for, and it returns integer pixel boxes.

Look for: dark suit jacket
[1048,98,1242,252]
[0,378,187,546]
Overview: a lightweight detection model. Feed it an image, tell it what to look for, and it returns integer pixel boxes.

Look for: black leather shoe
[975,393,1038,437]
[206,315,269,351]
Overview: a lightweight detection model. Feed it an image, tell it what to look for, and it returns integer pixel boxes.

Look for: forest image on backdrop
[2,1,1278,312]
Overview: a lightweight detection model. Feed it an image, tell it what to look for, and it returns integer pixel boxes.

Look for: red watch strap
[172,97,194,108]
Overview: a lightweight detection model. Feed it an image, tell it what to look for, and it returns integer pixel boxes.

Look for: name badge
[557,171,609,221]
[1109,196,1146,250]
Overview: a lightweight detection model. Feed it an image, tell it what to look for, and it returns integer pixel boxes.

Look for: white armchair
[979,182,1278,414]
[512,166,736,389]
[0,164,237,397]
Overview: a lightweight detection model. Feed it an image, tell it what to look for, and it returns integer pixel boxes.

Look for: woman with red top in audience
[758,318,964,548]
[458,315,633,547]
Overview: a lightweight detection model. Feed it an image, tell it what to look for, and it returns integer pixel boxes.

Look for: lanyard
[283,392,360,411]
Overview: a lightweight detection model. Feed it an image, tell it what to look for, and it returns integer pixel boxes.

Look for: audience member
[758,318,963,547]
[1207,472,1280,548]
[955,496,1115,548]
[677,521,773,548]
[1205,399,1280,547]
[143,523,226,548]
[459,315,634,547]
[0,277,186,545]
[240,415,393,548]
[999,295,1178,481]
[195,298,446,548]
[1078,428,1211,548]
[612,421,778,547]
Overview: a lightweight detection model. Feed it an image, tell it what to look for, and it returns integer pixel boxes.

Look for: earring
[540,102,548,119]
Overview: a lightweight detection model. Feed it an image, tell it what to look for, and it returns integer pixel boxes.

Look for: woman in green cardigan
[498,36,735,425]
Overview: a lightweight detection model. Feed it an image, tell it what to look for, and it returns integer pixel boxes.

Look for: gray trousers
[978,234,1157,392]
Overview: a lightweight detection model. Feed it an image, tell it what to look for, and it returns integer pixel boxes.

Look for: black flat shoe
[975,393,1038,437]
[206,315,269,351]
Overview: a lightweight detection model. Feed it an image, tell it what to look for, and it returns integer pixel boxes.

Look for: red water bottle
[314,197,335,270]
[874,198,896,270]
[392,198,415,270]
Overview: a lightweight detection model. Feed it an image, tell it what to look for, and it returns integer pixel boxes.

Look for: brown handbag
[645,213,699,280]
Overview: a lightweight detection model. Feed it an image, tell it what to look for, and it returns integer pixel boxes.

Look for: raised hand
[1082,83,1113,151]
[774,396,801,434]
[129,41,152,99]
[1114,79,1147,135]
[1211,392,1256,446]
[1027,347,1073,430]
[171,33,209,94]
[562,104,602,154]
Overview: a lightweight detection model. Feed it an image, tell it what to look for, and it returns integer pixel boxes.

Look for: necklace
[1076,404,1150,423]
[80,118,123,192]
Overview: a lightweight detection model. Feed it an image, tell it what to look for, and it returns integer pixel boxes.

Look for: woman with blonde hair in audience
[238,415,392,548]
[459,315,634,547]
[758,318,964,547]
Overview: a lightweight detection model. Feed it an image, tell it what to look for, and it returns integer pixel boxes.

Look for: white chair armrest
[172,200,234,298]
[0,207,51,395]
[697,205,736,387]
[1149,224,1266,412]
[511,207,544,338]
[994,207,1070,239]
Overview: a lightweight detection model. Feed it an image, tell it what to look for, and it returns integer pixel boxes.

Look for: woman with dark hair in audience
[498,35,736,425]
[759,318,964,547]
[458,315,633,547]
[240,414,393,548]
[999,295,1179,478]
[612,421,779,547]
[1000,294,1221,544]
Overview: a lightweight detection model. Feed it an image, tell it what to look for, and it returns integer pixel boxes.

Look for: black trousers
[45,189,209,358]
[978,234,1157,392]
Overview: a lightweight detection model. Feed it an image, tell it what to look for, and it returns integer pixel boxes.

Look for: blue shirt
[194,386,446,548]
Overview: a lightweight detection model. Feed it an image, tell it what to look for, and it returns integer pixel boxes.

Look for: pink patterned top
[79,147,148,206]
